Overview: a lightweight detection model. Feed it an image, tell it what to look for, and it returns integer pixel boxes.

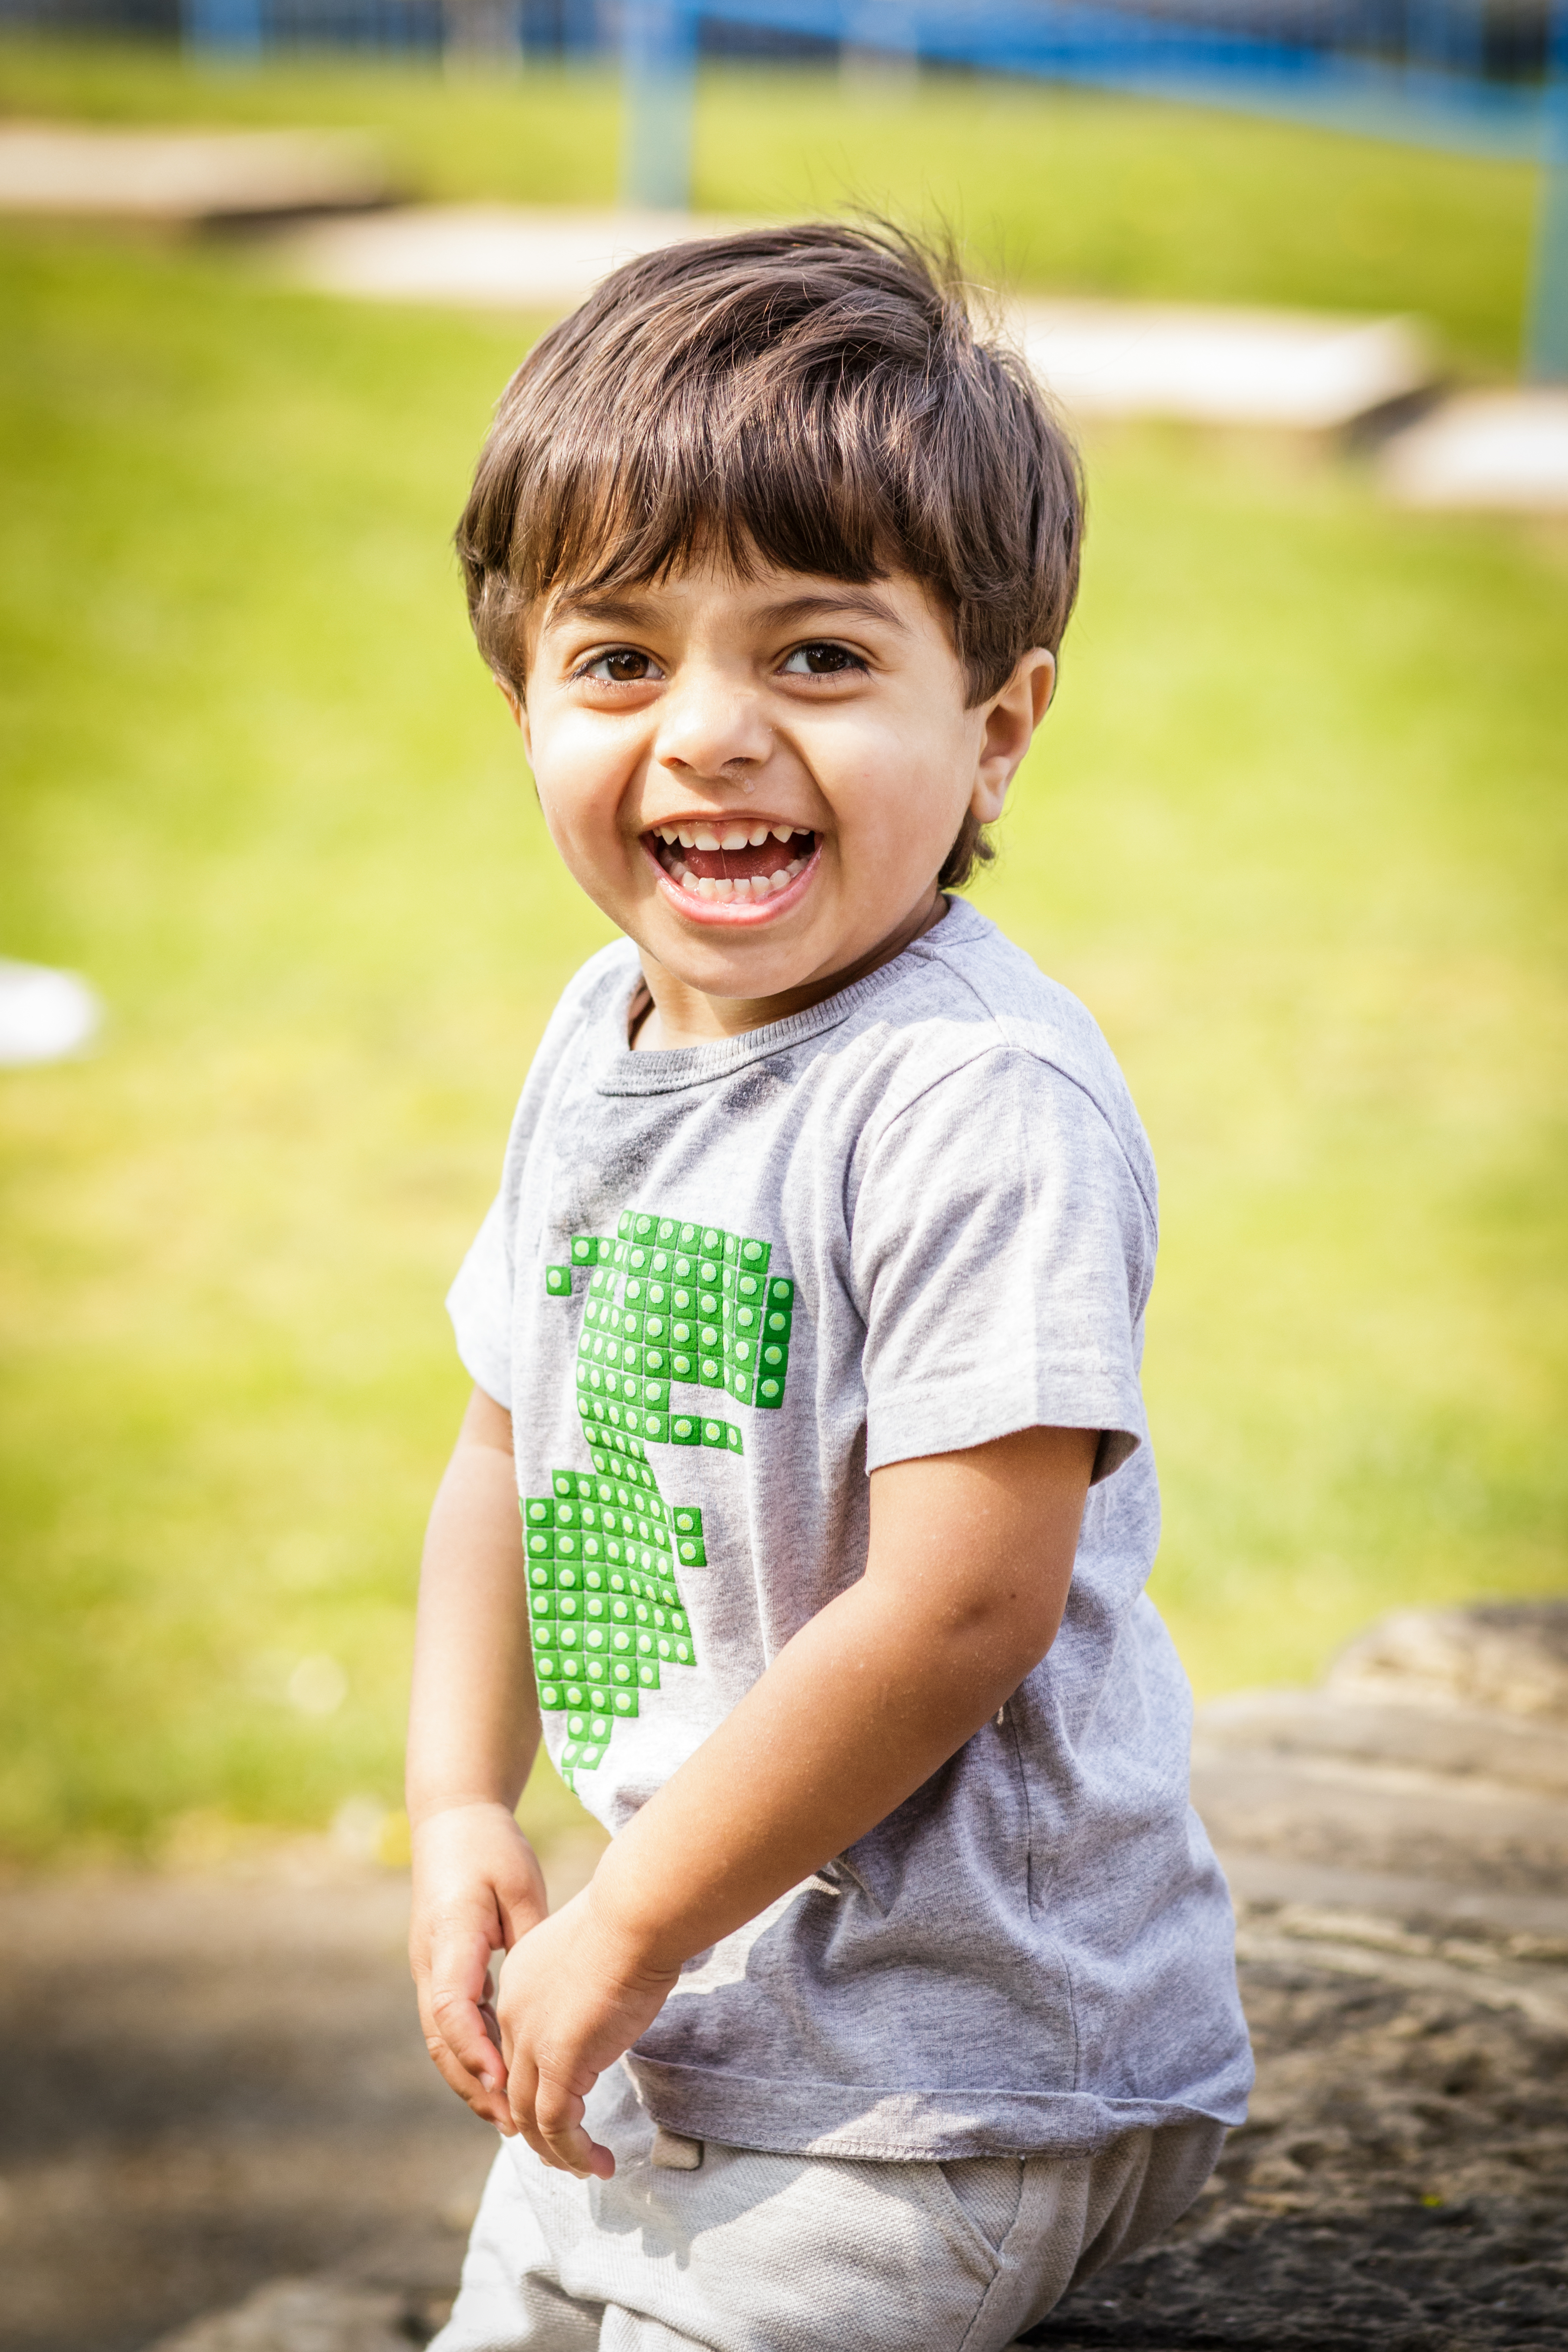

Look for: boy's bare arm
[495,1421,1097,2177]
[406,1383,548,2131]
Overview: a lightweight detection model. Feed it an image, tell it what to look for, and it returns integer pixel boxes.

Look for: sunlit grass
[0,36,1541,368]
[0,59,1563,1860]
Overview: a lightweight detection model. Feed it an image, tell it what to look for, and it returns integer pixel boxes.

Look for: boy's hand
[410,1800,548,2132]
[493,1885,680,2178]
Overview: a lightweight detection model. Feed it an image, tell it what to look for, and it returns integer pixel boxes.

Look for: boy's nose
[652,676,773,782]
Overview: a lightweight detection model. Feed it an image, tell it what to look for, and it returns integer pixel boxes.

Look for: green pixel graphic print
[527,1209,796,1787]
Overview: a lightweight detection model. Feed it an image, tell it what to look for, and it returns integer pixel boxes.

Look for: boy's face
[509,556,1054,1029]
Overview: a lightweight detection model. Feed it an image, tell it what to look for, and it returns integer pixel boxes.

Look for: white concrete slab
[0,121,392,222]
[277,202,1434,429]
[275,202,730,312]
[0,959,100,1065]
[1018,297,1433,430]
[1380,388,1568,511]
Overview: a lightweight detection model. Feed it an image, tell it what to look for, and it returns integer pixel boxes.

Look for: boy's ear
[971,649,1056,824]
[494,673,532,762]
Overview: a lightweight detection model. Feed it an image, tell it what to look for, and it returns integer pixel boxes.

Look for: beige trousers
[432,2063,1224,2352]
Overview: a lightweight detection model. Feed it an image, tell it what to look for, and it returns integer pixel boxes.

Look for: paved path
[2,1610,1564,2352]
[272,202,1435,437]
[1380,390,1568,512]
[267,203,1568,501]
[0,123,392,224]
[0,1832,605,2352]
[0,1865,487,2352]
[7,134,1565,500]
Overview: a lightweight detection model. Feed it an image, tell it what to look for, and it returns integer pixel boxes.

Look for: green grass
[0,36,1542,370]
[1,52,1564,1862]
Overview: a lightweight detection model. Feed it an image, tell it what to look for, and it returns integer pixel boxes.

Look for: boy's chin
[643,922,828,1008]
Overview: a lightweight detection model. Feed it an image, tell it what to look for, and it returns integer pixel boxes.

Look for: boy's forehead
[538,560,934,639]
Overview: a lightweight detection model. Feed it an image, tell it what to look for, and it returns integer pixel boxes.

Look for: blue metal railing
[611,0,1565,371]
[170,0,1568,377]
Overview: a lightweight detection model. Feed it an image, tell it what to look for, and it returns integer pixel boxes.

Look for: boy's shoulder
[862,900,1157,1221]
[554,933,643,1024]
[902,899,1123,1072]
[514,910,1154,1226]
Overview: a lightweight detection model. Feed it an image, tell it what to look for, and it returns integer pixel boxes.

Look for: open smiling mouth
[646,822,817,903]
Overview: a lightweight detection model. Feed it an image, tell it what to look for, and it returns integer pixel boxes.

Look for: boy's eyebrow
[546,590,664,629]
[544,586,912,634]
[753,590,912,634]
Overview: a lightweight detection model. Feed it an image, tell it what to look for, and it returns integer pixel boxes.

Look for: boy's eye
[779,641,864,677]
[579,648,663,684]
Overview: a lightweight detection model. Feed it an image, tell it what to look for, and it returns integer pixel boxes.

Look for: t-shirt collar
[594,896,985,1097]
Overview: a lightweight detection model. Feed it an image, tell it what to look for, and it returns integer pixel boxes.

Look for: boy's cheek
[529,777,619,874]
[545,820,649,913]
[532,756,647,871]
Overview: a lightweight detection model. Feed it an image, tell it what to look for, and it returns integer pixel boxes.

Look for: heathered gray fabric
[448,897,1253,2161]
[430,2060,1228,2352]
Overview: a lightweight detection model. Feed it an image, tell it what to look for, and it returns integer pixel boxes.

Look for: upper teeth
[654,823,804,848]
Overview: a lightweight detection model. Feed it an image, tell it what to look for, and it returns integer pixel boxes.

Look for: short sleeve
[852,1048,1155,1483]
[446,1193,514,1410]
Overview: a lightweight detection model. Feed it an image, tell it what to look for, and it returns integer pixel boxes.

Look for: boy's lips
[641,820,820,923]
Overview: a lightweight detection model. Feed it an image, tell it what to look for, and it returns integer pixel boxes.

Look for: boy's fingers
[506,2051,594,2176]
[417,1982,509,2117]
[422,2028,513,2129]
[531,2073,615,2180]
[424,1927,504,2076]
[419,1945,507,2105]
[504,2048,548,2161]
[565,2130,615,2180]
[538,2120,615,2179]
[427,1979,505,2089]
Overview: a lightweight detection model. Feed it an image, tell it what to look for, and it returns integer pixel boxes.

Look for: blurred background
[1,8,1566,2346]
[3,0,1564,1874]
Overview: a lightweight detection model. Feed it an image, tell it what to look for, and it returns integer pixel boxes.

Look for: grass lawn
[0,37,1543,369]
[1,46,1564,1864]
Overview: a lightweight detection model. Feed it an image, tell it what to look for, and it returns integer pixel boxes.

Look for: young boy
[408,222,1251,2352]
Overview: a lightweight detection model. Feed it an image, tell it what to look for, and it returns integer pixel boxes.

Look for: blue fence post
[183,0,265,58]
[621,0,697,212]
[841,0,918,89]
[1526,0,1568,378]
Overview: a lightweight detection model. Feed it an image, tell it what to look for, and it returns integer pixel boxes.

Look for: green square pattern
[559,1219,784,1414]
[522,1462,707,1787]
[532,1204,794,1784]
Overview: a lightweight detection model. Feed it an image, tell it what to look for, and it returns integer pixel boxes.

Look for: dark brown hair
[456,221,1083,889]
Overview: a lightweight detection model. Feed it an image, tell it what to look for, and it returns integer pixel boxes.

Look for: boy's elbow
[940,1581,1068,1688]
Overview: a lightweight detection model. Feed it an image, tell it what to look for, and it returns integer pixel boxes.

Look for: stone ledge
[145,2278,440,2352]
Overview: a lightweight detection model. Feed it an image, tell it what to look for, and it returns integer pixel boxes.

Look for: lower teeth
[668,847,808,899]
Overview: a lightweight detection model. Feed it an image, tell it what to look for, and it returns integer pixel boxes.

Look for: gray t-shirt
[448,898,1253,2160]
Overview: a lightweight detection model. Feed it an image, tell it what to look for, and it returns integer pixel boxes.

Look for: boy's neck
[630,890,950,1052]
